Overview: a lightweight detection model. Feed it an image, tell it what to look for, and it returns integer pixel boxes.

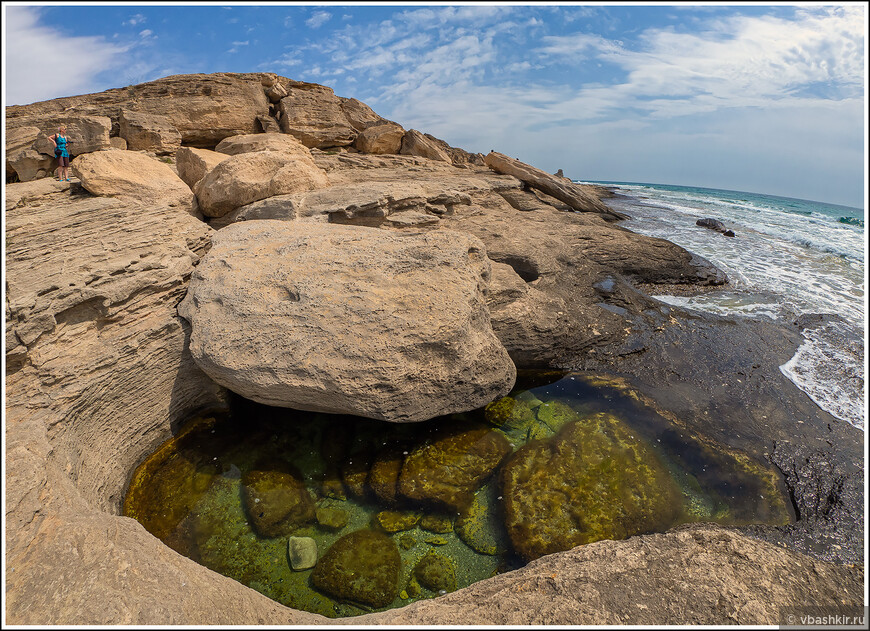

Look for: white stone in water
[288,536,318,571]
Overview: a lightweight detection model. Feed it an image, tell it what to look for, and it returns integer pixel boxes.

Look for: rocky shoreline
[4,72,863,624]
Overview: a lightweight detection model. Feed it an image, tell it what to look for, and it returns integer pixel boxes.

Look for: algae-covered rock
[501,413,683,561]
[484,396,537,431]
[455,483,509,556]
[315,506,349,531]
[287,536,318,570]
[414,552,457,593]
[311,529,401,608]
[535,399,582,434]
[375,510,420,533]
[241,460,316,538]
[368,445,406,505]
[398,423,512,512]
[123,416,224,542]
[340,451,374,500]
[424,536,448,546]
[420,514,454,534]
[320,466,347,500]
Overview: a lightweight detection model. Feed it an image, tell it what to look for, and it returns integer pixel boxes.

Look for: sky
[2,1,867,209]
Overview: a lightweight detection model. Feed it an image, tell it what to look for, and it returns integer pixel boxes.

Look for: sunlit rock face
[178,221,516,422]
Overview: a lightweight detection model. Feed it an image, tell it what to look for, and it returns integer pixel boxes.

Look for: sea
[578,180,866,431]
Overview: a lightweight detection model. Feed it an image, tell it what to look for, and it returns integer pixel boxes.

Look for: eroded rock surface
[178,221,516,421]
[71,149,196,213]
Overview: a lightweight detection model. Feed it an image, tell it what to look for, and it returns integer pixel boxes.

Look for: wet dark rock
[501,413,683,561]
[398,423,513,512]
[311,530,401,608]
[420,514,454,534]
[697,218,735,237]
[241,460,316,537]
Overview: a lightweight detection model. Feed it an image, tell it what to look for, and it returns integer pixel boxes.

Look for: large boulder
[192,149,329,218]
[400,129,451,162]
[175,146,230,189]
[353,123,406,155]
[178,221,517,422]
[71,150,196,213]
[278,84,357,148]
[214,132,310,156]
[500,412,684,561]
[6,125,54,181]
[119,110,182,154]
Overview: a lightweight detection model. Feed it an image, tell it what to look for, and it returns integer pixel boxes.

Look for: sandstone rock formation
[193,150,329,217]
[340,96,389,131]
[176,146,230,189]
[400,129,452,162]
[119,110,183,154]
[71,150,196,213]
[30,115,113,156]
[214,131,311,156]
[7,73,272,146]
[353,123,406,154]
[484,151,621,218]
[178,221,516,421]
[6,125,54,181]
[278,84,357,148]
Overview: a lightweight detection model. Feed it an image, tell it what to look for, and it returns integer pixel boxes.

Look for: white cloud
[306,11,332,29]
[4,6,130,105]
[125,13,146,26]
[139,29,153,39]
[231,40,249,46]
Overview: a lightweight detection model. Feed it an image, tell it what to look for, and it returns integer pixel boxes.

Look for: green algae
[414,552,457,593]
[311,529,401,608]
[124,373,792,618]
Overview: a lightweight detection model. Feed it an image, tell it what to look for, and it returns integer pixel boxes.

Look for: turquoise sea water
[580,181,866,430]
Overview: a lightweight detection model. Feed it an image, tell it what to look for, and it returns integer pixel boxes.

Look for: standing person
[49,125,71,181]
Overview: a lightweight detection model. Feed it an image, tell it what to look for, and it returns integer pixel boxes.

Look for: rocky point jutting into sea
[4,73,863,624]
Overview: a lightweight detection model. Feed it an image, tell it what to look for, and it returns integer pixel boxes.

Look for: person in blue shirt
[49,125,71,181]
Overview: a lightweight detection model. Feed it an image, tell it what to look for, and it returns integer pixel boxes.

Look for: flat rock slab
[179,221,516,422]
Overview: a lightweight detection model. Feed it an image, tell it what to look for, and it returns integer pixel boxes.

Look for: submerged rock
[375,510,420,533]
[311,530,401,608]
[315,506,349,532]
[501,413,684,561]
[484,396,537,432]
[398,423,513,511]
[287,536,318,570]
[455,483,509,556]
[241,460,316,538]
[413,552,457,593]
[420,514,454,534]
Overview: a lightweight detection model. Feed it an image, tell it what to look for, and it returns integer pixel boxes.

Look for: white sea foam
[779,322,865,430]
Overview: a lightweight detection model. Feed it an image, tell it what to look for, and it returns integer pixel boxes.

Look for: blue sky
[3,2,866,208]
